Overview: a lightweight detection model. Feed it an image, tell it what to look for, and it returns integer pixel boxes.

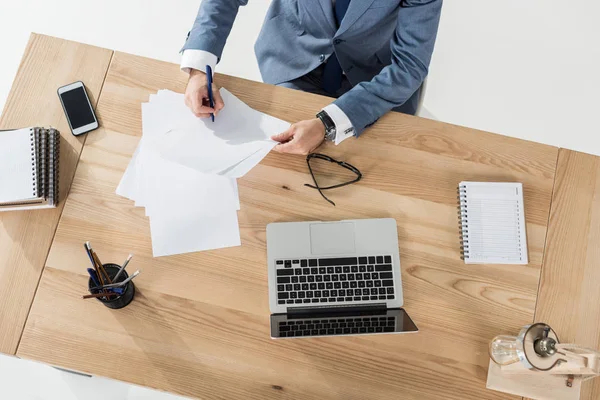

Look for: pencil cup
[88,263,135,309]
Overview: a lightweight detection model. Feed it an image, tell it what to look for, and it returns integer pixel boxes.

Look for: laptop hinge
[287,303,387,316]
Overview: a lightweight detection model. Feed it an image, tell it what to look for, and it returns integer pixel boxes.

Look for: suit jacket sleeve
[333,0,443,136]
[181,0,249,61]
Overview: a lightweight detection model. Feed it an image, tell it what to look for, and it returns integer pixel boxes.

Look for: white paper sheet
[144,88,287,175]
[117,140,241,212]
[139,151,236,215]
[118,99,191,206]
[116,142,140,199]
[150,206,240,257]
[117,88,281,200]
[231,179,240,210]
[114,88,285,257]
[138,150,241,257]
[221,145,274,178]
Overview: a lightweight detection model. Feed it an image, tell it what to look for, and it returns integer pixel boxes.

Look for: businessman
[182,0,442,155]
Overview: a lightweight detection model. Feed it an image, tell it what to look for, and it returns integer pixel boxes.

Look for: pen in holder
[87,263,135,309]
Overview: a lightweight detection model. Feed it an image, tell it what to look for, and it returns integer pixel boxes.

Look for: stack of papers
[116,89,290,257]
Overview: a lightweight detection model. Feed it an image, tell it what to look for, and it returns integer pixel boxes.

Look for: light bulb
[489,335,521,366]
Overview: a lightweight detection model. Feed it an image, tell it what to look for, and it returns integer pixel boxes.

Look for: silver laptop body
[266,218,418,338]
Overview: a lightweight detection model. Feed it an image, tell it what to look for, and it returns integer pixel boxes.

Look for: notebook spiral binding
[458,184,469,260]
[40,128,48,200]
[48,128,60,206]
[515,195,523,258]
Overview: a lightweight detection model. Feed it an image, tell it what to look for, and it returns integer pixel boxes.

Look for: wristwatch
[316,110,336,142]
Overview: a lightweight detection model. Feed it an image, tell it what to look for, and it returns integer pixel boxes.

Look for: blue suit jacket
[183,0,443,135]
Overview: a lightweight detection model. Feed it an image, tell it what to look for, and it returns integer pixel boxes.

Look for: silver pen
[114,254,133,281]
[101,270,140,289]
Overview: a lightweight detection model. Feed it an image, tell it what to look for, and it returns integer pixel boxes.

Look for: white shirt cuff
[323,104,355,145]
[180,50,218,74]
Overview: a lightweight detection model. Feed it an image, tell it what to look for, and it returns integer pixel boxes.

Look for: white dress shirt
[181,0,355,144]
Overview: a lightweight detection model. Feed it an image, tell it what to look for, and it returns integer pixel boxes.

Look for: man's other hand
[271,119,326,155]
[184,69,225,118]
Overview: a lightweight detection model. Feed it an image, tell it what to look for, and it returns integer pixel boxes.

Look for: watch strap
[316,110,336,142]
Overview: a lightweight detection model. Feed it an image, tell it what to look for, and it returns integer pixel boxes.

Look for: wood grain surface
[0,34,112,355]
[14,50,560,400]
[531,150,600,400]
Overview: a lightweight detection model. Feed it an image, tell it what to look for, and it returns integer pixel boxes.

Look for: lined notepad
[458,182,528,264]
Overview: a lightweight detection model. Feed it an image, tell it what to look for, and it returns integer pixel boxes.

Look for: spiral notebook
[458,182,528,264]
[0,127,60,211]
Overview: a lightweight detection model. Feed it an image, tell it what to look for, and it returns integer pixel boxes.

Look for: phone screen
[60,87,96,129]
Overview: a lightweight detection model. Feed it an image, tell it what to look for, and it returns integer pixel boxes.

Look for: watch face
[325,129,336,142]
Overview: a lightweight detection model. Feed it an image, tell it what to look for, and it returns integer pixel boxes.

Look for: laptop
[266,218,418,338]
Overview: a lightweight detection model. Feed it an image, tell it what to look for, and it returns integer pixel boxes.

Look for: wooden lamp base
[486,360,581,400]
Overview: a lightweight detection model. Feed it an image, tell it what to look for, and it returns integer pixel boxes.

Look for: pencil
[82,292,119,299]
[85,242,100,280]
[86,242,101,277]
[86,242,112,297]
[90,251,106,285]
[91,247,104,269]
[85,242,108,297]
[91,249,112,284]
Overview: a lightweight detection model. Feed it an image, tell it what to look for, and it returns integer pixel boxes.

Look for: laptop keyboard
[275,256,395,305]
[277,316,397,337]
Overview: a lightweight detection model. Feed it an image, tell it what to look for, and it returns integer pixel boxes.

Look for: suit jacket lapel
[318,0,336,32]
[337,0,376,36]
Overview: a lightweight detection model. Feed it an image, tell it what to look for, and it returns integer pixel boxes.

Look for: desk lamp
[487,323,600,399]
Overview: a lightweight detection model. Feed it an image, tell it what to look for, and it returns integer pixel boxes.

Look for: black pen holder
[88,263,135,309]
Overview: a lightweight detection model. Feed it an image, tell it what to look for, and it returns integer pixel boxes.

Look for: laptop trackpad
[310,222,356,255]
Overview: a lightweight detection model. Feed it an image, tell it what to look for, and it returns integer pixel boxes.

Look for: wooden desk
[2,35,597,400]
[0,34,112,354]
[14,46,558,399]
[532,150,600,399]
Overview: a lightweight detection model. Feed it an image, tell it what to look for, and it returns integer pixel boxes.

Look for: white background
[0,0,598,398]
[0,353,189,399]
[1,0,599,154]
[427,0,600,153]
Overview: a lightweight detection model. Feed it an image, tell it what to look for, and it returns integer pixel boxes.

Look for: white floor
[0,354,189,399]
[0,0,599,398]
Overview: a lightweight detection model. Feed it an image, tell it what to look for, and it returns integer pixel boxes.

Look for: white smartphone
[57,81,99,136]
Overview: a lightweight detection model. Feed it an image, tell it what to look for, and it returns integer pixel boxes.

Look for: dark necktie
[322,0,351,95]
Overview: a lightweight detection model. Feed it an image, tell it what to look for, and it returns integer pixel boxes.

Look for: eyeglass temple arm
[304,177,361,191]
[306,156,336,206]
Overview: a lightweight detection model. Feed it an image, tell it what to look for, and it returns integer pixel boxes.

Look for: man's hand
[271,119,326,155]
[184,69,225,118]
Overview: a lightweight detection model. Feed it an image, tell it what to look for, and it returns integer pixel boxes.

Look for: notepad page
[0,128,37,203]
[460,182,528,264]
